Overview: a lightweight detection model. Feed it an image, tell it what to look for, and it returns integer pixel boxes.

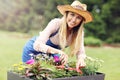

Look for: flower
[26,59,35,65]
[81,56,104,75]
[10,54,104,80]
[53,55,60,62]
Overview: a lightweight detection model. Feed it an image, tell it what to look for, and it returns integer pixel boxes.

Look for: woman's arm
[33,18,68,64]
[33,18,60,53]
[76,31,86,69]
[76,30,86,59]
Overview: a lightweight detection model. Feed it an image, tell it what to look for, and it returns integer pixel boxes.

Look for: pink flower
[53,56,60,62]
[26,59,35,65]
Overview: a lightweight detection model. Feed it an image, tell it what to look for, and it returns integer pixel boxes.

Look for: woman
[22,0,93,70]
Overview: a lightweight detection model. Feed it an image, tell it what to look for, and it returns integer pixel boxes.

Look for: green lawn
[0,31,120,80]
[86,47,120,80]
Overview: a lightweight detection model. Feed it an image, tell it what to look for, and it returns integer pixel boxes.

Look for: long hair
[59,14,67,50]
[59,12,85,55]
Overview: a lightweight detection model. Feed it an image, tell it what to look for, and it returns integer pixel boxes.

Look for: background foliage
[0,0,120,43]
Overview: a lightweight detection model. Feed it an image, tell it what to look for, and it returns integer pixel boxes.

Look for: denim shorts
[22,36,61,62]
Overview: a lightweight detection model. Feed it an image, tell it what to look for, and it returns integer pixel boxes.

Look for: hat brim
[57,5,93,23]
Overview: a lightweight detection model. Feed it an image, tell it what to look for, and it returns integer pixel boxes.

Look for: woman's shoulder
[49,18,62,29]
[50,18,62,24]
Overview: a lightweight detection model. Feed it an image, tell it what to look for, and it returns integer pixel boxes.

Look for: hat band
[72,5,84,11]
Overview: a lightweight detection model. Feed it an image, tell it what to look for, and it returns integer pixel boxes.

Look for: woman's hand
[76,57,86,70]
[47,47,68,65]
[59,50,68,65]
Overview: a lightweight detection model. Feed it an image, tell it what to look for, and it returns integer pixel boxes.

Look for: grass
[0,30,120,80]
[86,47,120,80]
[0,31,31,80]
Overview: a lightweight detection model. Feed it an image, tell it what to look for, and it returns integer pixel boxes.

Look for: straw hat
[57,0,93,23]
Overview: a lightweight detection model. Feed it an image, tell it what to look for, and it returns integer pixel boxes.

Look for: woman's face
[66,12,83,30]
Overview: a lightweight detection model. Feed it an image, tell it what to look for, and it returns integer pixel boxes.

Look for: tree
[43,0,73,27]
[101,0,120,43]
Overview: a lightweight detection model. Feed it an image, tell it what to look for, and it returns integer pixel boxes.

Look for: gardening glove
[59,50,68,65]
[76,57,86,70]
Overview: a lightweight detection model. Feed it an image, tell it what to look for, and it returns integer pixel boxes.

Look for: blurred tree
[0,0,46,33]
[83,0,120,43]
[101,0,120,43]
[0,0,119,43]
[83,0,107,40]
[43,0,73,27]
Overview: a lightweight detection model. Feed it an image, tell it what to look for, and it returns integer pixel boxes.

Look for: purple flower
[26,59,35,65]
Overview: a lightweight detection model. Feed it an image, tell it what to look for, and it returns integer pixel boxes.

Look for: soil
[103,43,120,48]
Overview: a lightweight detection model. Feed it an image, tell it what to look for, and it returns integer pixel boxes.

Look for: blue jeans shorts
[22,36,61,62]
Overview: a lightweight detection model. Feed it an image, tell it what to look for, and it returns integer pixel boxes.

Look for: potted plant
[7,54,105,80]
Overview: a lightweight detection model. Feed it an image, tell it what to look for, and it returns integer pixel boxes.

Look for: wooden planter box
[7,71,105,80]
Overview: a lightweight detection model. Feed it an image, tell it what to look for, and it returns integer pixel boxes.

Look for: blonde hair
[59,14,67,50]
[59,12,85,55]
